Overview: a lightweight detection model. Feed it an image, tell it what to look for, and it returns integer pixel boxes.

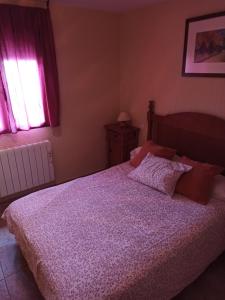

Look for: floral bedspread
[3,163,225,300]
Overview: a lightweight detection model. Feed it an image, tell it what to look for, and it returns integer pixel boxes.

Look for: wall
[0,3,120,183]
[120,0,225,143]
[1,0,225,186]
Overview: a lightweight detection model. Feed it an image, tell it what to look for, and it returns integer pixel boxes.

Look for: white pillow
[212,175,225,201]
[130,146,142,160]
[128,153,192,196]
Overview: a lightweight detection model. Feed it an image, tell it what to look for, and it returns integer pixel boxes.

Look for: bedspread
[3,162,225,300]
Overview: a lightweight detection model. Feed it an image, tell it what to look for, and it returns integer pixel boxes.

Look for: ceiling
[53,0,169,12]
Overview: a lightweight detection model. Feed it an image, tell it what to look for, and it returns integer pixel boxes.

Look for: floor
[0,215,224,300]
[0,218,43,300]
[174,252,225,300]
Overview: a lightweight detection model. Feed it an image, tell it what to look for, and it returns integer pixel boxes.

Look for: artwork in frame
[182,11,225,77]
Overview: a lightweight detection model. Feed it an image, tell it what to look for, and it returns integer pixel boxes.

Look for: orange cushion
[175,156,223,205]
[130,141,176,167]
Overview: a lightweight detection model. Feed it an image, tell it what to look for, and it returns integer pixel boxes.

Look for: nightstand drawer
[107,131,122,143]
[105,123,140,167]
[125,131,139,141]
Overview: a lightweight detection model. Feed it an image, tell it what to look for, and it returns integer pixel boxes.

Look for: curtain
[0,4,59,133]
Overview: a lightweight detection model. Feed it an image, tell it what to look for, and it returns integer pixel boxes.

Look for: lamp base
[118,121,132,127]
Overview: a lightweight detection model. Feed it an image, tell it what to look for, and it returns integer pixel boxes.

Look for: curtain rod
[0,0,48,9]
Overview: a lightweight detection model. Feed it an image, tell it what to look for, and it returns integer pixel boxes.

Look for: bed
[3,101,225,300]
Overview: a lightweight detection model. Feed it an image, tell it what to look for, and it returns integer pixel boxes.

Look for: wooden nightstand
[105,123,140,167]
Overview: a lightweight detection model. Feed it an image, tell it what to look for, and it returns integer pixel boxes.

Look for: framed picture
[182,11,225,77]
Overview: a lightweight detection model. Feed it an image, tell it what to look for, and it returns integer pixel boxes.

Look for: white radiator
[0,140,55,198]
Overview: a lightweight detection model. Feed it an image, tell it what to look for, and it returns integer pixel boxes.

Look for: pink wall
[0,3,120,183]
[120,0,225,143]
[1,0,225,186]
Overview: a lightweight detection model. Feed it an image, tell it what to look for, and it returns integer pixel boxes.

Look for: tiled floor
[0,218,43,300]
[175,252,225,300]
[0,215,224,300]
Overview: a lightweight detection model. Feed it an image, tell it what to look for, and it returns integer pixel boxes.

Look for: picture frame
[182,11,225,77]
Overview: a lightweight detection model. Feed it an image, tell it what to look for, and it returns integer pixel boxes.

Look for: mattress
[3,162,225,300]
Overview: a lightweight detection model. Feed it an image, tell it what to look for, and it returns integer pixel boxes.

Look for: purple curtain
[0,4,60,133]
[0,76,10,133]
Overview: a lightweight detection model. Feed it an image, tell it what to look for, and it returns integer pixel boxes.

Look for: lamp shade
[117,111,130,122]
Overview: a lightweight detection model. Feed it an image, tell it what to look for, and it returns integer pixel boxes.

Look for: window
[3,59,46,131]
[0,5,60,134]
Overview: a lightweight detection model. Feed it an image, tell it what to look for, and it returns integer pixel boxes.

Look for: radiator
[0,140,55,198]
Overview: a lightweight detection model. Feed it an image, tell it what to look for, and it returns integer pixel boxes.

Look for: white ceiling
[53,0,169,12]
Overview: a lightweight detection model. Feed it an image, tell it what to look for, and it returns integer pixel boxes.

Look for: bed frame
[147,100,225,171]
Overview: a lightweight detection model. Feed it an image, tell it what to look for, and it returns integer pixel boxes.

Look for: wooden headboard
[147,101,225,170]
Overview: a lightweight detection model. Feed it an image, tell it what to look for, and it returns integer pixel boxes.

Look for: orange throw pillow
[175,156,223,205]
[130,141,176,167]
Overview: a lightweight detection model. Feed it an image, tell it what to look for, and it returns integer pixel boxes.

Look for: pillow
[130,140,176,167]
[175,156,223,204]
[128,154,192,196]
[130,146,142,160]
[212,175,225,201]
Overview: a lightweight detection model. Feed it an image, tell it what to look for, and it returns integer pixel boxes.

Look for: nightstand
[105,123,140,167]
